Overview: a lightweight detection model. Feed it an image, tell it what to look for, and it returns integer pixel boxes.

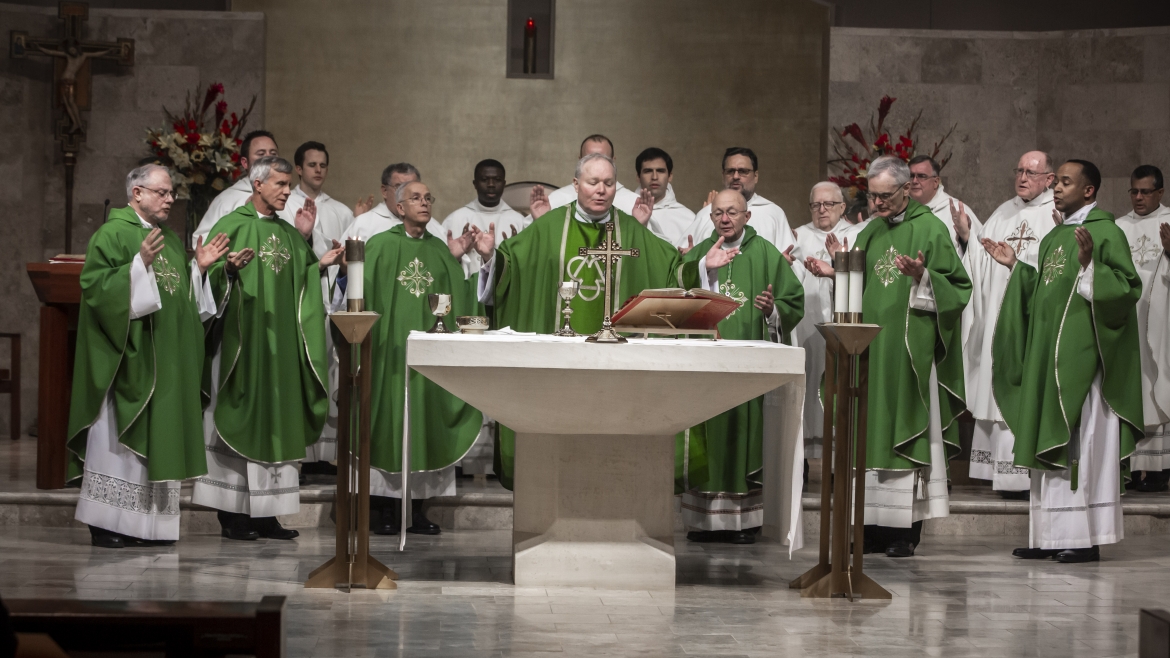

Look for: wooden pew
[6,596,285,657]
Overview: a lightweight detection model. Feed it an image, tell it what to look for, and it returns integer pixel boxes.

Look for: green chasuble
[993,207,1141,476]
[362,225,483,474]
[204,202,329,463]
[491,202,684,489]
[674,226,805,494]
[852,200,970,470]
[66,207,207,482]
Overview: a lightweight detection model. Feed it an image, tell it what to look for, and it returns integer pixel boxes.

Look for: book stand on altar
[306,241,397,591]
[791,250,890,601]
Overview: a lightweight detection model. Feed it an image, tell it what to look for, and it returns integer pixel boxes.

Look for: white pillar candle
[347,261,364,301]
[848,270,864,314]
[834,270,849,314]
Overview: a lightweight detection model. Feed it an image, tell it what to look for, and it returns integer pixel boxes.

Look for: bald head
[710,189,751,241]
[1015,151,1055,202]
[580,135,614,159]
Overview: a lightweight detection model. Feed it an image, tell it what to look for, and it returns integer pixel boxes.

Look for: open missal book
[611,288,741,331]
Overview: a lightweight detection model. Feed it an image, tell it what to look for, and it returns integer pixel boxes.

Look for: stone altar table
[406,332,805,589]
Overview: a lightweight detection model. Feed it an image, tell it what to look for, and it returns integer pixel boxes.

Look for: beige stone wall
[234,0,831,226]
[829,26,1170,220]
[0,4,266,436]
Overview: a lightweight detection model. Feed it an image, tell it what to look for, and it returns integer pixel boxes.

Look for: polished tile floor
[2,523,1167,657]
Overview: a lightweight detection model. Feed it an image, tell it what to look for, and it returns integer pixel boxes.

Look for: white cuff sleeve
[767,303,780,328]
[129,253,163,320]
[1077,260,1094,301]
[698,263,720,293]
[190,259,218,321]
[908,270,937,313]
[477,254,496,304]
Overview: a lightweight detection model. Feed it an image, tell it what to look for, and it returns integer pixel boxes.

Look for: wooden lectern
[790,322,891,601]
[26,262,83,490]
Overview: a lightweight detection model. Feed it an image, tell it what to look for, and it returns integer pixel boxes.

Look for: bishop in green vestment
[70,164,230,547]
[986,160,1141,562]
[675,190,805,544]
[478,153,682,489]
[191,156,345,541]
[807,156,970,558]
[351,181,485,535]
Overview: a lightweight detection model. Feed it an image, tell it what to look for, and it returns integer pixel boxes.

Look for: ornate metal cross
[579,216,639,343]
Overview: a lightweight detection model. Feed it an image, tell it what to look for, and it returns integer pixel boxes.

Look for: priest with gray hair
[806,155,971,558]
[192,155,345,543]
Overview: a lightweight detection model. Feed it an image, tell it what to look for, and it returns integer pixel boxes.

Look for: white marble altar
[406,332,805,589]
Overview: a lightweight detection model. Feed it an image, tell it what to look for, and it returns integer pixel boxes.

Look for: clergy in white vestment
[632,147,695,245]
[964,151,1056,493]
[71,165,232,548]
[190,130,280,247]
[347,162,447,241]
[676,147,796,257]
[442,158,528,476]
[443,159,529,278]
[908,155,983,254]
[791,182,868,459]
[1117,165,1170,492]
[535,134,640,217]
[985,159,1142,563]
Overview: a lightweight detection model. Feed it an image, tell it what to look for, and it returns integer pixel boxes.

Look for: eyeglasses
[1013,168,1052,179]
[1130,187,1163,196]
[909,173,937,181]
[723,168,755,177]
[140,187,175,200]
[711,209,744,220]
[809,201,844,211]
[406,194,436,205]
[867,189,902,203]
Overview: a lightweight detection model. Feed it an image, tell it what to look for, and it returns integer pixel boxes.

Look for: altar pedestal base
[514,432,674,589]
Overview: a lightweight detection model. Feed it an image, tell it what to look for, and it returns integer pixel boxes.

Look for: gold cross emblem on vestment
[259,235,291,274]
[1132,235,1161,266]
[397,258,433,297]
[1042,245,1066,285]
[153,253,180,296]
[1005,221,1038,258]
[578,217,639,343]
[874,246,900,287]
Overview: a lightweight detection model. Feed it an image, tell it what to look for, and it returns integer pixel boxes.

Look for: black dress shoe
[1055,546,1100,563]
[218,511,259,541]
[89,526,124,549]
[998,490,1030,500]
[686,530,719,542]
[253,517,299,540]
[1133,478,1169,493]
[729,530,756,545]
[1012,547,1061,559]
[886,538,918,558]
[301,461,337,476]
[407,514,441,535]
[370,504,400,536]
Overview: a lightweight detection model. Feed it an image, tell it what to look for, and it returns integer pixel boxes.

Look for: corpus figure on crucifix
[476,151,685,488]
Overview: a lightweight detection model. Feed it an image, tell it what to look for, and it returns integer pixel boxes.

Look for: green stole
[204,202,329,463]
[66,207,208,482]
[993,207,1141,479]
[675,225,806,494]
[852,199,970,470]
[491,202,685,489]
[362,225,482,473]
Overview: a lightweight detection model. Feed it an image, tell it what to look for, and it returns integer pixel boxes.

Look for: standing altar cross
[579,217,639,344]
[10,1,134,253]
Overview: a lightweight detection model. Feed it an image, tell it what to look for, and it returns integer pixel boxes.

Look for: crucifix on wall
[10,1,134,254]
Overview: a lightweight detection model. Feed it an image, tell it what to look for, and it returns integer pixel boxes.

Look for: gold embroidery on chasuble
[1042,245,1066,286]
[874,246,900,287]
[1006,221,1038,259]
[397,258,434,297]
[259,235,291,274]
[153,254,180,296]
[719,278,748,318]
[1132,235,1161,267]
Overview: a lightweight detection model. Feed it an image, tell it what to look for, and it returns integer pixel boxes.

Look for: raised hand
[781,244,796,265]
[447,224,475,259]
[319,239,345,269]
[633,189,654,225]
[895,250,926,281]
[703,190,717,208]
[509,224,519,239]
[805,257,834,278]
[704,237,738,272]
[826,233,849,259]
[354,195,375,217]
[474,222,497,260]
[139,228,165,268]
[195,232,231,274]
[1161,223,1170,255]
[754,284,775,317]
[981,238,1017,270]
[530,186,551,219]
[225,248,255,276]
[1052,208,1064,226]
[1074,226,1094,268]
[678,235,694,256]
[950,200,971,243]
[295,197,317,240]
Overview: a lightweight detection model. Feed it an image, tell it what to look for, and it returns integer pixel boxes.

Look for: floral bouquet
[145,82,256,245]
[828,95,956,200]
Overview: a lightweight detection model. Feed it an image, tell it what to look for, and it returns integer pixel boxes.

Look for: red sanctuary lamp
[523,17,537,74]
